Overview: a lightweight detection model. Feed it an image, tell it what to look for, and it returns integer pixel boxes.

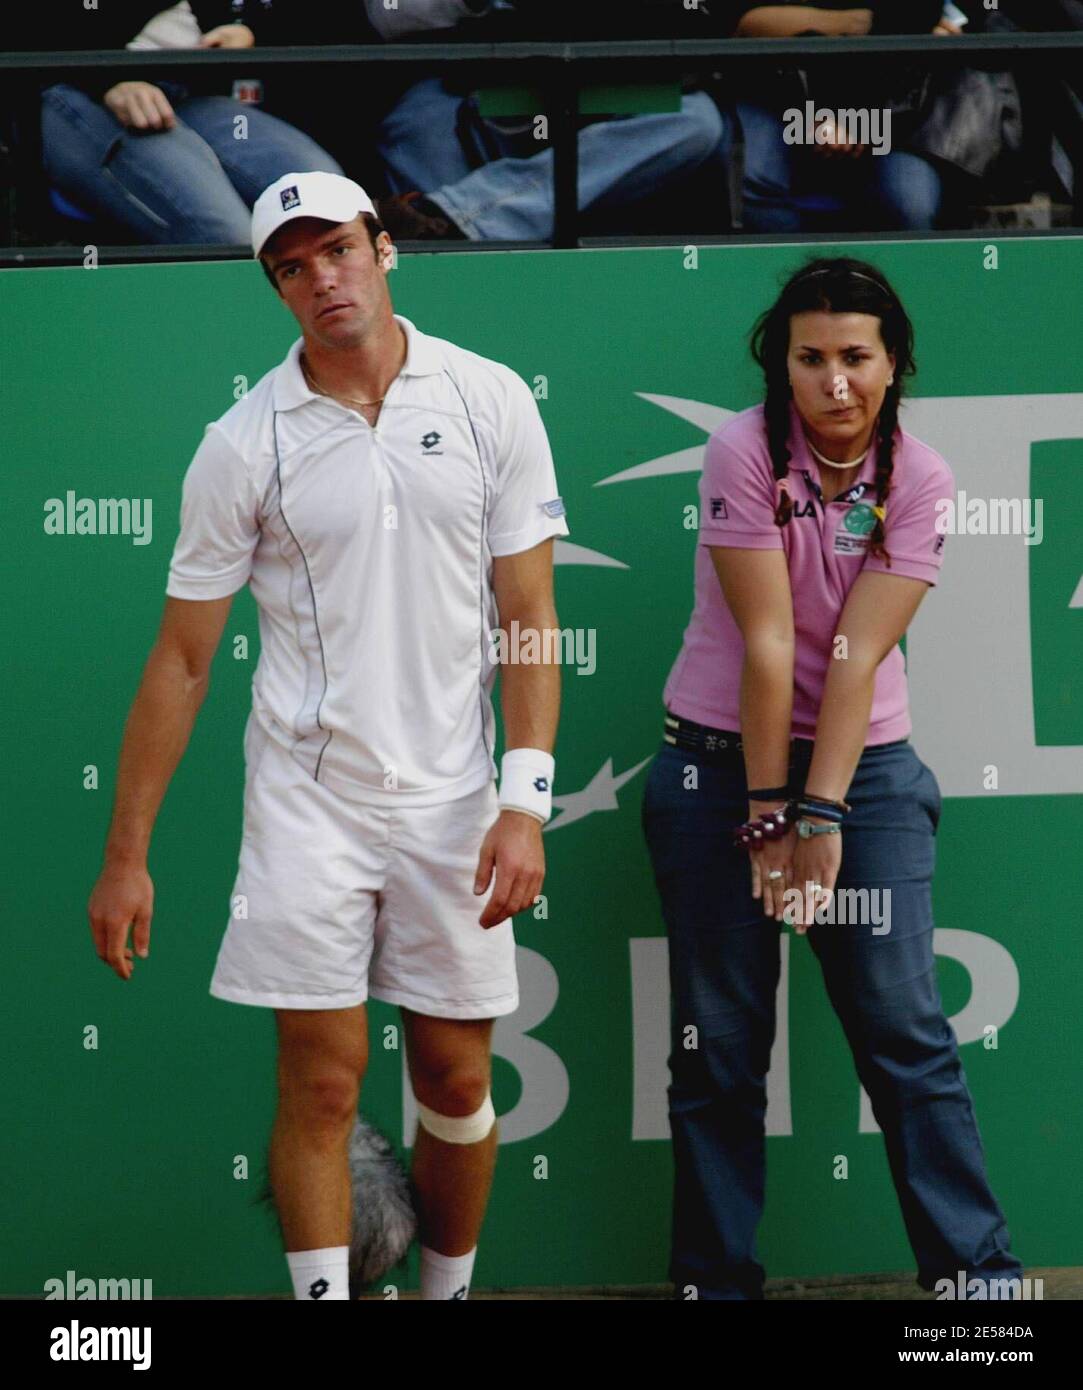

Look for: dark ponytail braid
[868,387,901,565]
[764,378,794,528]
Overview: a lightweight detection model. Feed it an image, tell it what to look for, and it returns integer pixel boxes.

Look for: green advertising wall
[5,238,1082,1296]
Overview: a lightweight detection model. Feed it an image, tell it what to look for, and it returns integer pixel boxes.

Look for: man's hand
[474,810,545,929]
[199,24,255,47]
[103,81,176,131]
[811,116,868,159]
[88,858,155,980]
[932,18,964,36]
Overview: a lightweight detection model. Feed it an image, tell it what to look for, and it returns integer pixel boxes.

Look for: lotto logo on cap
[280,186,301,211]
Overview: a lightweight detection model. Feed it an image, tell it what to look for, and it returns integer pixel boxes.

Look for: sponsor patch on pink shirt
[663,401,954,744]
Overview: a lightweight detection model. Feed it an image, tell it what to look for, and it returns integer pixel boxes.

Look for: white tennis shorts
[209,714,518,1017]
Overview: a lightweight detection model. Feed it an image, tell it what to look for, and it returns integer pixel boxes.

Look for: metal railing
[4,30,1083,265]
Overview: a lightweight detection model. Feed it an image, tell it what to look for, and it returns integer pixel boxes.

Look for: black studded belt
[663,711,745,760]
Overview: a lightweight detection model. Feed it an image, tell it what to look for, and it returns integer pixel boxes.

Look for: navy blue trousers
[641,733,1021,1299]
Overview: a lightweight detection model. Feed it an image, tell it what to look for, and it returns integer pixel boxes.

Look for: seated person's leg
[173,96,346,205]
[575,91,730,215]
[863,149,943,230]
[41,82,250,244]
[428,91,729,242]
[374,77,478,195]
[735,101,802,233]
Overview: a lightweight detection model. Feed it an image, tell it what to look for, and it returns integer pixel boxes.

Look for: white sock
[419,1244,477,1300]
[286,1245,350,1301]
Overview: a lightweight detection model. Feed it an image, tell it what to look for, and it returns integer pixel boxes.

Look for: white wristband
[498,748,555,825]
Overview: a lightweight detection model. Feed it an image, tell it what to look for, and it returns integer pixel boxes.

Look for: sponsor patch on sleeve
[709,496,728,520]
[542,497,566,518]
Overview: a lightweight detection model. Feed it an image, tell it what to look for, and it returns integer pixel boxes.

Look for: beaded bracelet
[733,801,798,851]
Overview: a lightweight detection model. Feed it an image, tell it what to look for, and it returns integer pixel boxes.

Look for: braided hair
[749,257,917,565]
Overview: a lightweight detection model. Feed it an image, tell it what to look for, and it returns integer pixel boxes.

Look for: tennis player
[641,257,1024,1299]
[88,171,570,1300]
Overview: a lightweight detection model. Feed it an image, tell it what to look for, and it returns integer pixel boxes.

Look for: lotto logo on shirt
[709,496,728,520]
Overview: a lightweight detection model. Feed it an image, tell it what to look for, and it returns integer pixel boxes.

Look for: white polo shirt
[166,314,570,806]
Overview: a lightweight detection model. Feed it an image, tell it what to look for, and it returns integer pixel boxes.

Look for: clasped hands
[750,823,842,933]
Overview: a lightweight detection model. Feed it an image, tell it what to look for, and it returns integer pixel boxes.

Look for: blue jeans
[375,77,730,240]
[641,731,1022,1300]
[737,100,943,232]
[41,83,344,244]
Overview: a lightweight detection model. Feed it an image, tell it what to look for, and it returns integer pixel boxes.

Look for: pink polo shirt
[663,400,954,745]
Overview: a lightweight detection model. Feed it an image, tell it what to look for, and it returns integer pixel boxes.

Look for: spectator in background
[37,2,345,245]
[732,1,971,232]
[33,0,737,245]
[373,77,731,241]
[370,0,735,240]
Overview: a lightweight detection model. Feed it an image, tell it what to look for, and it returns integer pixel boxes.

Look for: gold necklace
[302,353,385,408]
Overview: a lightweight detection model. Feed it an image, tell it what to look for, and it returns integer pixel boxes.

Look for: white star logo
[546,756,654,833]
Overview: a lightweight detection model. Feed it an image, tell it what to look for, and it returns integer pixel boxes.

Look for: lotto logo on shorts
[280,186,301,211]
[710,496,728,519]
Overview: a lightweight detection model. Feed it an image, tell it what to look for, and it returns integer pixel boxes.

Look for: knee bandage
[416,1093,496,1144]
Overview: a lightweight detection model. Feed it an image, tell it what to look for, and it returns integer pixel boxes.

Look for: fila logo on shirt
[421,430,443,454]
[709,496,728,519]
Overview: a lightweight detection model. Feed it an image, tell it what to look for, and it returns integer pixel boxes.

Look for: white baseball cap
[251,171,378,259]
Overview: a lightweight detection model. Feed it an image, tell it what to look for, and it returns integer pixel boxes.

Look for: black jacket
[735,0,1024,181]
